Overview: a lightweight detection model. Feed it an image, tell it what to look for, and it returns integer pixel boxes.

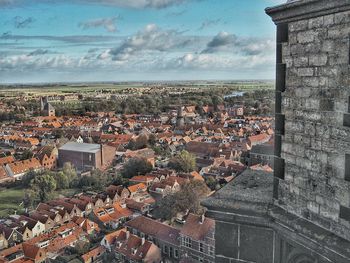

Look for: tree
[17,149,33,161]
[212,95,223,111]
[121,157,153,178]
[30,173,57,202]
[53,171,69,190]
[112,174,129,186]
[23,190,36,209]
[148,134,157,146]
[205,176,217,191]
[155,180,210,221]
[73,241,90,255]
[168,150,196,173]
[154,195,178,220]
[22,169,37,187]
[127,135,148,150]
[78,175,101,190]
[62,162,77,185]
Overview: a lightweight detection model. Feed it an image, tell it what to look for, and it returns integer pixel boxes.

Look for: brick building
[180,214,215,263]
[58,142,115,171]
[203,1,350,263]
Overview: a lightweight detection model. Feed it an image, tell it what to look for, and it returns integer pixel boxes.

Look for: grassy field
[0,81,274,97]
[0,83,141,97]
[0,187,25,218]
[0,187,81,218]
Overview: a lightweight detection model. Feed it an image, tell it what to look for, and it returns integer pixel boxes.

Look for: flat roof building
[58,142,115,171]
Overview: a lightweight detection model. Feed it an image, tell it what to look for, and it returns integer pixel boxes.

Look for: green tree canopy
[53,171,69,190]
[121,157,153,178]
[62,162,78,185]
[155,180,210,221]
[30,173,57,202]
[168,150,196,173]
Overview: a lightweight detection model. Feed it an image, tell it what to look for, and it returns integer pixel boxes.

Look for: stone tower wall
[274,7,350,240]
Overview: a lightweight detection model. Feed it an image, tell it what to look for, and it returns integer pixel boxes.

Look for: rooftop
[59,142,101,153]
[202,169,273,215]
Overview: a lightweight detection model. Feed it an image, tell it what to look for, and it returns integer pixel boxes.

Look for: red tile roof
[180,214,215,241]
[7,158,41,175]
[81,246,105,263]
[126,216,180,246]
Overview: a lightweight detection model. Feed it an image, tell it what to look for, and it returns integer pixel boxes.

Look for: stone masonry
[272,0,350,241]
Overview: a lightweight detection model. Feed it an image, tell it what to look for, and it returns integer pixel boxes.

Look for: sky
[0,0,286,83]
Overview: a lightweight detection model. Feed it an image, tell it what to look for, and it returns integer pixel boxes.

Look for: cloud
[79,16,119,33]
[27,49,59,56]
[104,24,197,61]
[0,0,17,6]
[171,52,274,71]
[166,9,186,17]
[0,33,123,44]
[203,31,237,53]
[0,0,195,9]
[13,16,35,28]
[198,18,221,30]
[82,0,191,9]
[202,31,274,55]
[1,31,12,37]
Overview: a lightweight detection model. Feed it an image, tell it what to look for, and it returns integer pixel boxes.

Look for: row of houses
[94,213,215,263]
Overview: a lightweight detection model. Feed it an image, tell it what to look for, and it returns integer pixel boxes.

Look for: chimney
[141,237,145,245]
[200,214,205,224]
[100,144,103,167]
[126,230,130,239]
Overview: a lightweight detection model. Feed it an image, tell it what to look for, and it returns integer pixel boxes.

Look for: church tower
[176,106,185,128]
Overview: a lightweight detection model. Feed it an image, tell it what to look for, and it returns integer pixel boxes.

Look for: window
[345,154,350,182]
[184,237,192,248]
[199,242,204,253]
[340,205,350,222]
[163,245,168,254]
[174,249,179,258]
[209,246,214,256]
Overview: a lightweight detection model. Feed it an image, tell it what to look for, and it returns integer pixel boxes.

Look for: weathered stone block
[307,201,320,214]
[323,14,334,26]
[321,40,335,52]
[289,20,308,32]
[297,67,314,76]
[334,11,350,24]
[294,56,308,67]
[328,26,350,39]
[319,99,334,111]
[309,55,328,66]
[308,17,324,29]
